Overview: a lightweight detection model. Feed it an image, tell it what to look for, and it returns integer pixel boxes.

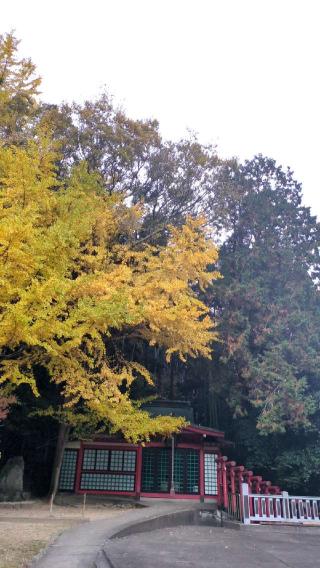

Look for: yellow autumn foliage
[0,138,220,441]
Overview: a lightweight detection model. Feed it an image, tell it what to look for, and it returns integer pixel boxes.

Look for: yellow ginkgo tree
[0,136,220,494]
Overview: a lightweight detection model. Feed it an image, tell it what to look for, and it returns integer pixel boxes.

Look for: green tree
[203,155,320,491]
[38,95,223,243]
[213,156,320,430]
[0,32,40,144]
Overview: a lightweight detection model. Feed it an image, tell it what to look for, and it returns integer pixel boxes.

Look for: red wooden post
[199,447,205,502]
[221,456,228,509]
[261,480,271,495]
[216,456,228,508]
[226,461,236,512]
[243,470,253,491]
[269,485,281,495]
[216,457,222,506]
[235,465,245,519]
[230,464,236,512]
[135,445,142,499]
[252,475,262,494]
[235,465,244,494]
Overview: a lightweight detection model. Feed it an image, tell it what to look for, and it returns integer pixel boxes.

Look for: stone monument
[0,456,25,501]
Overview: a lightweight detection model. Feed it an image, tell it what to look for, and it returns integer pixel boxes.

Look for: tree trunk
[47,421,70,501]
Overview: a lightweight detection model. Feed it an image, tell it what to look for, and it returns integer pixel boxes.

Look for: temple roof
[143,399,227,441]
[182,424,225,438]
[142,399,194,422]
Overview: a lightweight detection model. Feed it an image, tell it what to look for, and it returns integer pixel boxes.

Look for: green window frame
[141,447,200,495]
[204,452,218,495]
[59,449,78,491]
[80,448,136,492]
[141,448,170,493]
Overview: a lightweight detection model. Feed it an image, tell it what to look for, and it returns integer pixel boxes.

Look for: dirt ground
[0,500,133,568]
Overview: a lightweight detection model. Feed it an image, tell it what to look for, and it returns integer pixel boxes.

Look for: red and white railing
[215,455,320,525]
[242,483,320,525]
[216,456,281,515]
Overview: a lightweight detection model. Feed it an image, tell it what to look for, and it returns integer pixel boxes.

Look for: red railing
[216,455,281,514]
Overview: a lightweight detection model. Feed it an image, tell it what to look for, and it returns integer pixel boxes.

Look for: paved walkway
[105,524,320,568]
[33,500,320,568]
[32,500,201,568]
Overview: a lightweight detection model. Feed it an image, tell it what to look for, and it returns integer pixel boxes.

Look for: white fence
[242,483,320,525]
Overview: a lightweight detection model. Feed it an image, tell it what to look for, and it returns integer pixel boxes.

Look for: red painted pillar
[235,465,245,518]
[226,461,236,512]
[261,481,271,495]
[75,442,84,493]
[216,457,222,506]
[135,445,142,499]
[252,475,262,494]
[199,447,205,502]
[230,464,236,512]
[235,465,244,495]
[243,470,253,492]
[221,456,228,509]
[216,456,228,508]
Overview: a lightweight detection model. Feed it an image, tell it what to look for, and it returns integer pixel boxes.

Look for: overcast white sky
[2,0,320,216]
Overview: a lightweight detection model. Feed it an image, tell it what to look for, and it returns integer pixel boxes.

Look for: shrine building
[58,400,229,501]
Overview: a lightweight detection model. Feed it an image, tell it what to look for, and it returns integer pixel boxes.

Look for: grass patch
[0,521,76,568]
[0,539,47,568]
[0,499,131,567]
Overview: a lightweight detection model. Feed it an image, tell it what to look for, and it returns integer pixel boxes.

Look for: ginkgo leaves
[0,138,220,440]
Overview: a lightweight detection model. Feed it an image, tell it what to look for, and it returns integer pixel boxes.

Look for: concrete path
[32,500,202,568]
[33,499,320,568]
[105,524,320,568]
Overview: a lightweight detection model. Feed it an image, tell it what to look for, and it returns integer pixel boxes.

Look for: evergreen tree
[208,156,320,490]
[0,33,40,144]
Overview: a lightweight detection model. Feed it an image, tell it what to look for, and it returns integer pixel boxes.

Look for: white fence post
[241,482,251,525]
[282,490,290,520]
[240,487,320,525]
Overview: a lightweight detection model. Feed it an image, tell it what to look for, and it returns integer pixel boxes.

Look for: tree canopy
[0,133,220,442]
[2,32,320,494]
[0,32,40,144]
